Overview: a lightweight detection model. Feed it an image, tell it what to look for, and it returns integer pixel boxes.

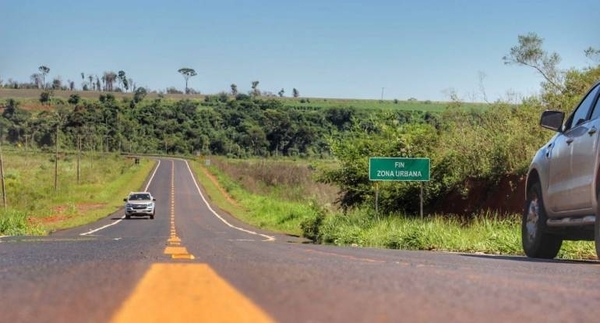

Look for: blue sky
[1,0,598,102]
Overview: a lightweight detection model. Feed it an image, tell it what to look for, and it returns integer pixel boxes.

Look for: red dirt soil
[199,165,241,208]
[28,203,107,226]
[435,175,526,216]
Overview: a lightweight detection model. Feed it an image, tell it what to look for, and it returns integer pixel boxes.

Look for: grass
[0,149,156,235]
[279,97,489,112]
[189,158,322,236]
[1,88,490,113]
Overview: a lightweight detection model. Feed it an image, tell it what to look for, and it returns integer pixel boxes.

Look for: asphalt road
[2,158,600,323]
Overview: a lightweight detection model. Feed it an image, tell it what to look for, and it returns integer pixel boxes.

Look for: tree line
[1,92,428,159]
[1,66,301,99]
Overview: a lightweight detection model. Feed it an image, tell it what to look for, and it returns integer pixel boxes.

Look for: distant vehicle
[523,80,600,259]
[124,192,156,219]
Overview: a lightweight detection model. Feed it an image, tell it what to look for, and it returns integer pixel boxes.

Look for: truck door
[568,84,600,212]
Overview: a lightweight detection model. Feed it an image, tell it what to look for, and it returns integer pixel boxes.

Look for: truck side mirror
[540,110,565,132]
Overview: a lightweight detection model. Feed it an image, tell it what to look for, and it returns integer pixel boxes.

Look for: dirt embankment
[435,175,526,216]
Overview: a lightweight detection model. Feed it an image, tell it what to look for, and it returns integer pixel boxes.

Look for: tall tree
[278,88,285,97]
[128,78,135,92]
[118,70,128,92]
[230,83,238,96]
[38,65,50,89]
[293,88,300,98]
[251,80,260,97]
[178,68,197,94]
[585,47,600,63]
[30,73,42,88]
[503,32,563,93]
[102,71,117,91]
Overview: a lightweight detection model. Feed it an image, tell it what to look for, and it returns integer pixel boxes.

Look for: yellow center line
[163,160,194,260]
[110,264,275,323]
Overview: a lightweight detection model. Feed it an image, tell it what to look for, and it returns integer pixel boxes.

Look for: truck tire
[522,182,562,258]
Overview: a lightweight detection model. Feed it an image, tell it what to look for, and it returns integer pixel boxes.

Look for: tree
[38,66,50,89]
[68,94,81,105]
[278,88,285,97]
[178,68,197,94]
[30,73,42,88]
[39,91,52,105]
[503,32,563,93]
[230,83,238,96]
[585,47,600,63]
[293,88,299,98]
[51,77,62,90]
[118,70,129,92]
[102,71,117,91]
[133,87,147,103]
[251,81,260,97]
[128,78,135,92]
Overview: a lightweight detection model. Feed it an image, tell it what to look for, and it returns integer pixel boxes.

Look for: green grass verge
[0,151,157,235]
[189,159,310,236]
[39,157,157,233]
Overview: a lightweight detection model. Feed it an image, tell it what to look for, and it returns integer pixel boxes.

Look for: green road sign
[369,157,430,181]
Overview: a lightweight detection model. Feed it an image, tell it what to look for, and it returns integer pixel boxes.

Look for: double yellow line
[164,161,194,260]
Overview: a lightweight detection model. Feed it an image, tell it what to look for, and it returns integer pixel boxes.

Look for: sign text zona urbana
[377,170,422,177]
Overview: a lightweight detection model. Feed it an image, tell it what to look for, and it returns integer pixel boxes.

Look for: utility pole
[381,87,385,101]
[0,139,7,210]
[54,122,59,192]
[77,135,81,185]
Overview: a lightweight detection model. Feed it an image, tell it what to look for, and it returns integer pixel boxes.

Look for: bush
[39,91,52,105]
[300,202,328,242]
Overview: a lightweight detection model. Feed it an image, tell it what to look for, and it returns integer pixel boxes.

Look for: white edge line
[183,159,276,242]
[80,160,161,236]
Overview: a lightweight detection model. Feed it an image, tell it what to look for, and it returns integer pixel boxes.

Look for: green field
[0,88,489,112]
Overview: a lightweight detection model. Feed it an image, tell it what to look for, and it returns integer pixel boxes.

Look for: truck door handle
[566,138,574,144]
[589,127,597,135]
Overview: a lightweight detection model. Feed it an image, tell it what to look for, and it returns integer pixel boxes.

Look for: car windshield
[130,194,150,201]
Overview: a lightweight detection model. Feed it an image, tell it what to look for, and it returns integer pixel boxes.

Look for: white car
[124,192,156,219]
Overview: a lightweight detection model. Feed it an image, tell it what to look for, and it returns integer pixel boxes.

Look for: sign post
[369,157,430,219]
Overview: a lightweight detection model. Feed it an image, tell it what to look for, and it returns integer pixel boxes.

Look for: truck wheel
[522,182,562,258]
[150,213,154,220]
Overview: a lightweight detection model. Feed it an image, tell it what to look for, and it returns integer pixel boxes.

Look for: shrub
[300,202,328,242]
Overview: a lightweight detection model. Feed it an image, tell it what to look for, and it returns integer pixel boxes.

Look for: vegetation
[0,150,154,235]
[197,157,596,259]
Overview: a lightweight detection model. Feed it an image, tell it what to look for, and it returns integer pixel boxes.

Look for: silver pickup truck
[523,80,600,259]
